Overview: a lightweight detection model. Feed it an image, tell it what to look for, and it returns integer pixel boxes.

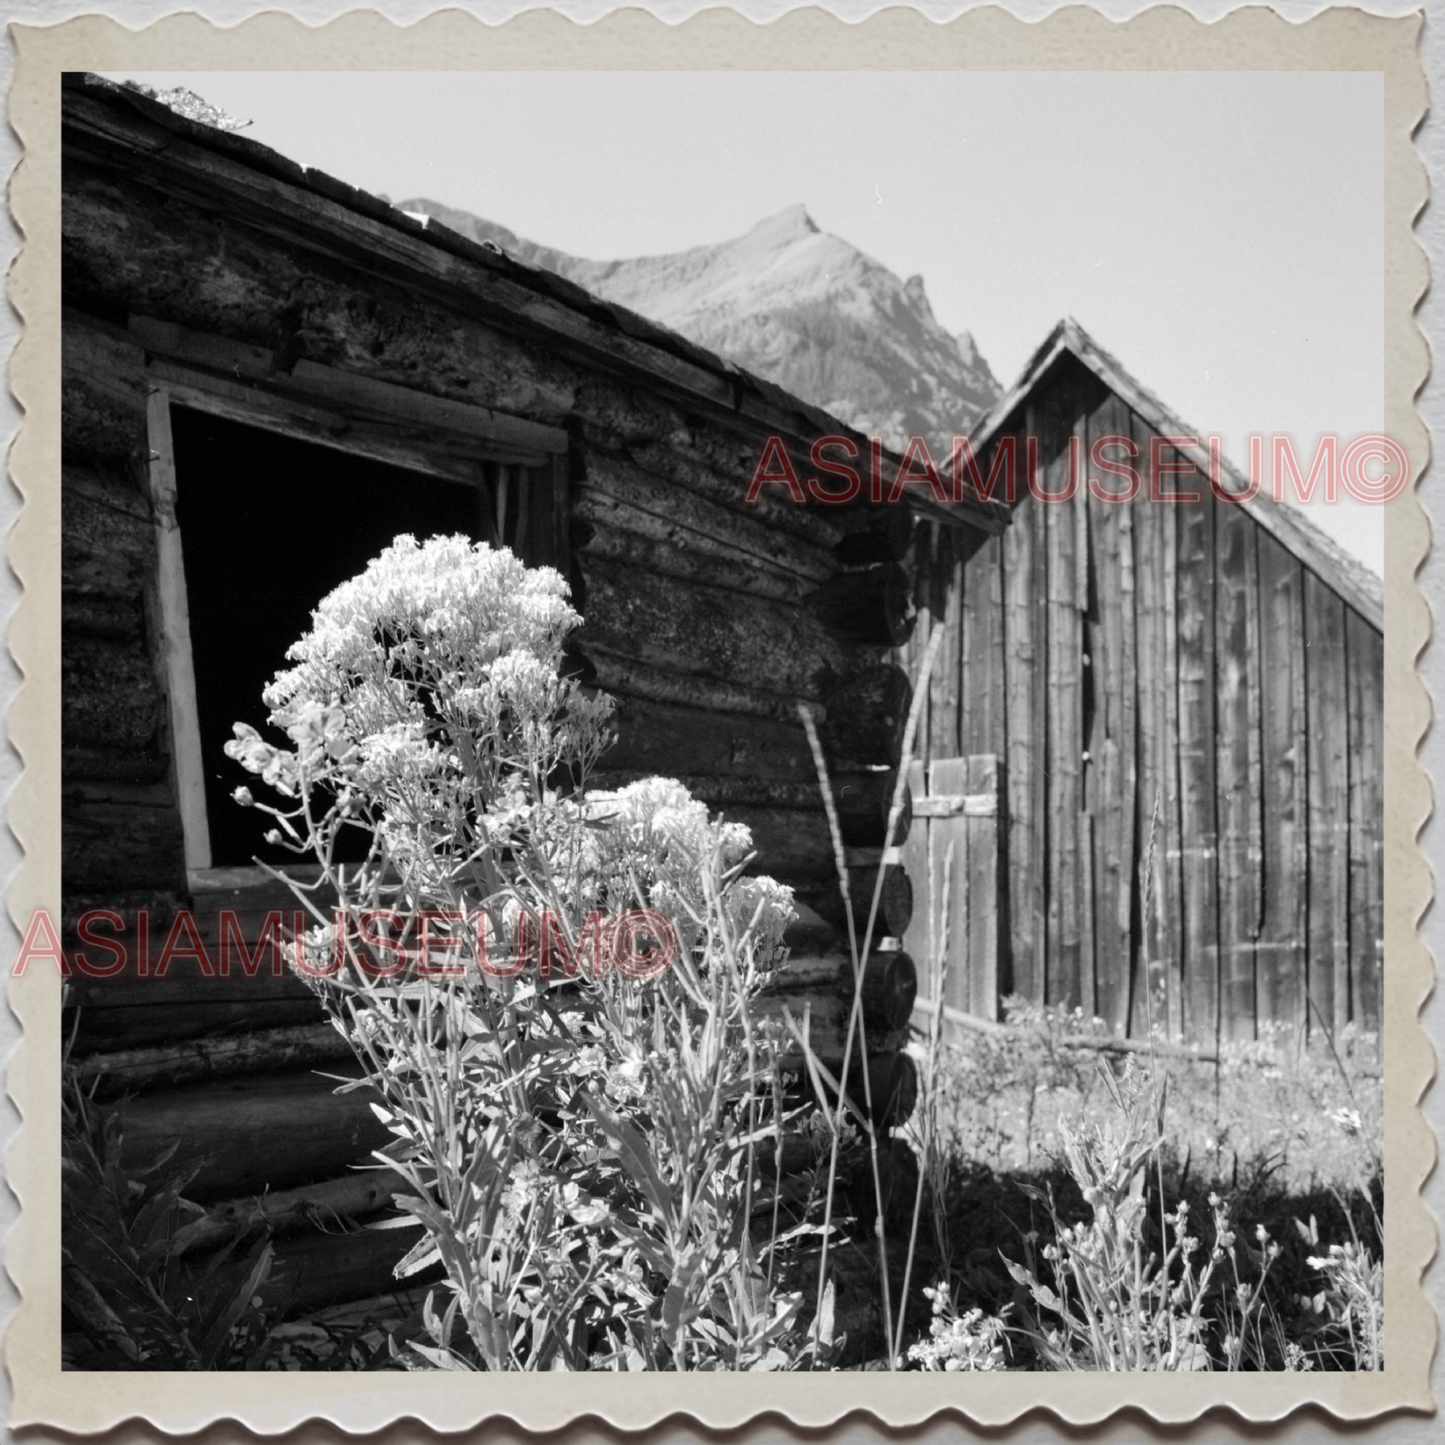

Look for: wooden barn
[58,73,990,1323]
[897,320,1385,1055]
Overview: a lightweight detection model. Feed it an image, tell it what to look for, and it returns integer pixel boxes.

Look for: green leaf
[580,1093,673,1224]
[198,1240,273,1369]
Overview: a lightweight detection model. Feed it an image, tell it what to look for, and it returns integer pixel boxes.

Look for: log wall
[60,75,928,1329]
[898,359,1385,1051]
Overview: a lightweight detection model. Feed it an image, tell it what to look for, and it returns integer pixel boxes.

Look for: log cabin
[59,73,987,1319]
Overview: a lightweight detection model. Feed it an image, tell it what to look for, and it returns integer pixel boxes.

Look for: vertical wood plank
[1176,480,1220,1048]
[1304,573,1349,1042]
[1159,496,1186,1040]
[1030,422,1051,1006]
[1256,534,1308,1042]
[1116,422,1139,1034]
[1345,612,1384,1041]
[1215,498,1263,1043]
[1131,416,1167,1036]
[1002,488,1038,1002]
[961,533,1005,759]
[1078,811,1096,1020]
[145,387,212,873]
[966,753,1000,1020]
[930,758,972,1019]
[931,536,964,762]
[1044,407,1082,1009]
[1084,393,1131,1033]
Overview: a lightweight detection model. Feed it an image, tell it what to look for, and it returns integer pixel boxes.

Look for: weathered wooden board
[111,1063,390,1201]
[577,556,871,704]
[581,449,834,584]
[959,532,1005,760]
[1256,531,1308,1040]
[1175,479,1220,1046]
[600,697,817,784]
[1304,571,1350,1041]
[965,754,1000,1020]
[62,799,186,896]
[1044,406,1083,1012]
[1345,611,1384,1039]
[1214,497,1262,1043]
[1084,393,1134,1030]
[1002,438,1044,1004]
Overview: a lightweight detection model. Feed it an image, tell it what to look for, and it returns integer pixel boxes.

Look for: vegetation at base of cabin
[60,534,1382,1373]
[223,533,832,1371]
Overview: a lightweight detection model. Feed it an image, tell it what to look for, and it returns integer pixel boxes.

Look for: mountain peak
[903,273,934,321]
[748,204,819,244]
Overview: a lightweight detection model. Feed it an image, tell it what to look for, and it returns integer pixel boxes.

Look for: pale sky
[108,70,1385,574]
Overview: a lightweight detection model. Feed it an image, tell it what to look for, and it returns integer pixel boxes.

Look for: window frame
[136,317,570,890]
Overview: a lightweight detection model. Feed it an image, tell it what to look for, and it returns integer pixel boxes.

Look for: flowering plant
[227,534,818,1371]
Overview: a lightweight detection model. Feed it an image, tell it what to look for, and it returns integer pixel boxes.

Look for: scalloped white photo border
[3,6,1432,1434]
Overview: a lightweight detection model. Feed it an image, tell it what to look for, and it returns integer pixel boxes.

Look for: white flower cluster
[225,534,614,882]
[907,1285,1009,1371]
[581,777,794,967]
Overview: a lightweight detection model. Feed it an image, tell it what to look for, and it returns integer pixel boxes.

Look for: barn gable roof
[964,317,1384,633]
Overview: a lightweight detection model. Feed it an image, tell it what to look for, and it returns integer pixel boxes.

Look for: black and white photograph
[6,4,1432,1429]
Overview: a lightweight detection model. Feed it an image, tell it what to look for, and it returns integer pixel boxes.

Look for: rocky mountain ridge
[399,199,1002,452]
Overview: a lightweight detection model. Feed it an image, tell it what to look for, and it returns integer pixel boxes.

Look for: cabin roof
[63,72,1010,536]
[964,316,1384,633]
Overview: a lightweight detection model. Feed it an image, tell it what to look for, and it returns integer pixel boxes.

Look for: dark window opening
[171,407,482,867]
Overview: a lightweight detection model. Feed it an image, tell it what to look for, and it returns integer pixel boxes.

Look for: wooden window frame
[136,319,569,892]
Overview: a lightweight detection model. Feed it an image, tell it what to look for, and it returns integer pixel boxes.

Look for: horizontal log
[63,798,185,896]
[780,902,841,956]
[584,644,805,724]
[913,999,1384,1080]
[805,564,915,647]
[579,449,835,582]
[599,696,818,783]
[62,594,144,641]
[62,632,163,752]
[174,1164,409,1256]
[819,665,913,769]
[674,431,845,552]
[61,314,150,461]
[724,805,838,883]
[63,745,169,785]
[578,555,871,703]
[111,1063,391,1201]
[73,1021,352,1095]
[833,505,916,565]
[839,1136,921,1233]
[264,1217,438,1318]
[63,464,155,600]
[796,865,914,942]
[70,999,326,1054]
[60,888,187,936]
[760,951,917,1032]
[784,1038,917,1128]
[629,437,844,552]
[304,1285,429,1333]
[64,163,582,424]
[573,512,807,603]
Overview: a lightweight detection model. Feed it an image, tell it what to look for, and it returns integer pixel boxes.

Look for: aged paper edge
[4,3,1433,1433]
